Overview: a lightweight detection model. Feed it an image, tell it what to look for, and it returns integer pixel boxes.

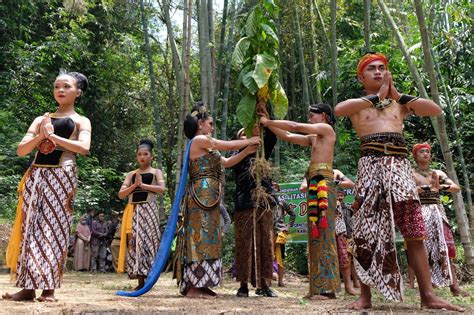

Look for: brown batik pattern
[16,165,77,290]
[351,156,424,301]
[175,150,223,292]
[126,200,161,279]
[421,203,452,287]
[234,207,274,288]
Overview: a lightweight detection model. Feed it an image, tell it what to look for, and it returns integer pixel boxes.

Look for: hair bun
[139,138,154,150]
[184,113,198,139]
[67,72,89,92]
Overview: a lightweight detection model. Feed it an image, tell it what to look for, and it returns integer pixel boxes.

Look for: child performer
[117,139,165,291]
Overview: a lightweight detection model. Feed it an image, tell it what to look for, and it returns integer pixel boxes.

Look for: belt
[361,142,408,157]
[307,162,333,179]
[420,197,440,205]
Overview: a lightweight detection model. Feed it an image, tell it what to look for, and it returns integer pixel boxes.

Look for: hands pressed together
[378,71,401,102]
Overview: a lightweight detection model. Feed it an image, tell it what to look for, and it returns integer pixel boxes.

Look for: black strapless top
[130,172,155,203]
[33,116,76,167]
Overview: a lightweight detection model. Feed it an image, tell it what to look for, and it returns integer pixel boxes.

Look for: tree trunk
[330,0,337,106]
[363,0,371,51]
[378,0,473,268]
[412,0,473,268]
[214,0,229,121]
[309,0,322,103]
[432,50,473,230]
[220,0,236,141]
[140,0,164,212]
[161,0,183,191]
[312,0,331,49]
[197,0,209,106]
[207,0,216,120]
[294,4,310,108]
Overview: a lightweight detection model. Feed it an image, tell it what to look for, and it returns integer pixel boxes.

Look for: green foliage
[285,243,308,275]
[233,0,288,136]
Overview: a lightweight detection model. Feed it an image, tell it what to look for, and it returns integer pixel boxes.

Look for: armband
[361,94,380,106]
[440,184,451,191]
[397,94,419,105]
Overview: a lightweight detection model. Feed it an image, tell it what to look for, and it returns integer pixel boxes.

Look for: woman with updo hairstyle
[174,102,261,298]
[117,139,165,291]
[4,71,92,302]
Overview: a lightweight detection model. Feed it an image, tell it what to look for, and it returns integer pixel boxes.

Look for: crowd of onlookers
[69,209,123,273]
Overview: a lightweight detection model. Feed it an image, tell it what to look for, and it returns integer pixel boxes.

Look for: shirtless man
[334,52,462,311]
[413,143,470,297]
[259,103,339,299]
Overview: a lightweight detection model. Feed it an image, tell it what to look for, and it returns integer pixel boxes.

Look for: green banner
[275,182,354,243]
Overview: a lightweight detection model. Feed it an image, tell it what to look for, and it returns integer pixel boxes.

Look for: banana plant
[232,0,288,138]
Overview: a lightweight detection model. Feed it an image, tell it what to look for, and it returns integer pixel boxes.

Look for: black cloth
[33,117,76,166]
[232,128,277,212]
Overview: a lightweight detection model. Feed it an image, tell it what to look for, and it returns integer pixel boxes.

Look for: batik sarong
[126,200,161,278]
[306,163,339,296]
[351,132,425,301]
[335,201,350,269]
[419,191,452,287]
[16,165,77,289]
[175,150,223,295]
[435,205,457,259]
[235,207,274,287]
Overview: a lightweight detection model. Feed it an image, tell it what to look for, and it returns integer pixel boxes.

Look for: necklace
[414,165,432,178]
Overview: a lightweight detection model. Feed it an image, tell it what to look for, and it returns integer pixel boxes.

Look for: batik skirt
[126,200,161,279]
[16,165,77,289]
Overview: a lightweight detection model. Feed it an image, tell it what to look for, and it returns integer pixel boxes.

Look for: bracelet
[397,94,419,105]
[422,185,431,192]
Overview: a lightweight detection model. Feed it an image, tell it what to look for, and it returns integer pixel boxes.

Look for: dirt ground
[0,271,473,314]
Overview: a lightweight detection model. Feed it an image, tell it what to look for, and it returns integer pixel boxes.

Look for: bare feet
[200,287,217,297]
[305,294,329,301]
[346,297,372,310]
[37,289,57,302]
[451,286,470,297]
[2,289,35,301]
[185,287,216,299]
[344,286,358,296]
[421,294,464,312]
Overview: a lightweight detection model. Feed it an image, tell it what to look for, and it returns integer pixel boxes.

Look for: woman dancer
[175,102,260,298]
[4,71,91,302]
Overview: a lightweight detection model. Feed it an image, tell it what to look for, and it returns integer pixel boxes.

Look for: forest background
[0,0,472,273]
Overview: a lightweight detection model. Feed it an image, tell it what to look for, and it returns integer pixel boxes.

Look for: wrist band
[398,94,419,105]
[422,185,431,192]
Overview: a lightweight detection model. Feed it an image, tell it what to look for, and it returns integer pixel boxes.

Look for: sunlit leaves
[252,53,277,88]
[270,81,288,119]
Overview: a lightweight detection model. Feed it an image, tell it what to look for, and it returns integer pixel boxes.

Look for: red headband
[412,143,431,157]
[357,53,388,77]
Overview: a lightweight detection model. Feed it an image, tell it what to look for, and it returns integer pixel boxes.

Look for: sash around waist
[307,162,333,180]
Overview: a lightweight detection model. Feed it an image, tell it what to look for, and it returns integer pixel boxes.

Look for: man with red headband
[412,143,469,297]
[334,53,462,311]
